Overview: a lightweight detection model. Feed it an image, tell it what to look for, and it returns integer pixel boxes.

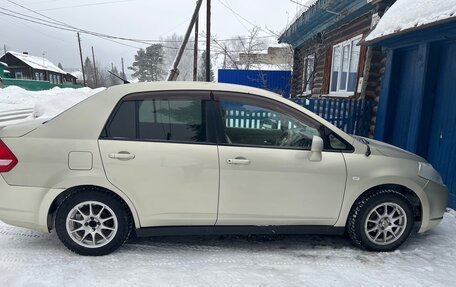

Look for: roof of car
[105,81,284,101]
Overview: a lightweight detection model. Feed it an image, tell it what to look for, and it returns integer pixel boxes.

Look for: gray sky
[0,0,301,76]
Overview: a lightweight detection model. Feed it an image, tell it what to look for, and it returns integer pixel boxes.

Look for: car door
[98,91,219,227]
[214,92,348,226]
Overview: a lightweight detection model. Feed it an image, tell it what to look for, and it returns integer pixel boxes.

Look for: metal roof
[279,0,374,48]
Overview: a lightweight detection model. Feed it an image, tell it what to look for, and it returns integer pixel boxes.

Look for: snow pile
[0,86,104,119]
[0,210,455,286]
[366,0,456,41]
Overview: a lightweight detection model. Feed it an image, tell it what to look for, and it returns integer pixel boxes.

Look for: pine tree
[198,50,214,82]
[83,57,96,88]
[129,44,166,82]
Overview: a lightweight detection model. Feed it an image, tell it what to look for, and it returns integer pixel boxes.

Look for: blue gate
[375,37,456,208]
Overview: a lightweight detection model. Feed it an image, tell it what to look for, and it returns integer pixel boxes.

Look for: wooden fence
[224,98,373,137]
[292,98,373,137]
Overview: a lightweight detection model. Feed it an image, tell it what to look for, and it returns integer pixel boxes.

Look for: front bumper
[419,180,448,233]
[0,175,54,232]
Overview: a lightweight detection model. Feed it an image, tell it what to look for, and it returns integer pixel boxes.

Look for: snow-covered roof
[269,43,292,49]
[69,70,83,80]
[366,0,456,42]
[6,51,67,74]
[280,0,319,35]
[0,61,7,67]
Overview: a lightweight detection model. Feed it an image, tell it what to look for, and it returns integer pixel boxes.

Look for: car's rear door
[98,91,219,227]
[214,92,348,226]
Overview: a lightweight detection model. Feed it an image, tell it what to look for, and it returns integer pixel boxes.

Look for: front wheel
[347,189,414,252]
[55,189,132,256]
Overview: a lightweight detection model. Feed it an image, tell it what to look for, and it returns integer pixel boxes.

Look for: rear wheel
[347,189,414,252]
[55,189,132,256]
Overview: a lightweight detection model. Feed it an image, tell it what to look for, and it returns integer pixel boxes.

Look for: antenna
[108,70,130,84]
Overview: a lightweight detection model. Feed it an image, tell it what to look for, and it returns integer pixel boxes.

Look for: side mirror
[309,135,323,162]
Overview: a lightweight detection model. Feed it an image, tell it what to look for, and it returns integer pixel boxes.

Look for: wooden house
[0,51,77,85]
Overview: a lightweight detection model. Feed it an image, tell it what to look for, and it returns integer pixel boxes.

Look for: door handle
[108,152,135,160]
[226,157,251,165]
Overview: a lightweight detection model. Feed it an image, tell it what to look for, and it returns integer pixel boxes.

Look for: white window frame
[302,55,315,95]
[329,35,362,97]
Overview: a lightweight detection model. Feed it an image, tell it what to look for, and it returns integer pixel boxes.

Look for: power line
[37,0,140,12]
[1,2,276,45]
[215,0,277,37]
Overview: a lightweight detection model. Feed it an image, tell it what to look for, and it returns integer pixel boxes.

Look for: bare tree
[211,27,269,70]
[161,34,194,81]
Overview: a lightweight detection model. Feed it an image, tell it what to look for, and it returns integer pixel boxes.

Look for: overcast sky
[0,0,303,77]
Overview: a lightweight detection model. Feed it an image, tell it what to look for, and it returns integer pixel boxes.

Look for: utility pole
[91,46,98,87]
[193,3,199,82]
[206,0,211,82]
[223,45,227,69]
[121,57,126,79]
[77,32,86,87]
[167,0,203,81]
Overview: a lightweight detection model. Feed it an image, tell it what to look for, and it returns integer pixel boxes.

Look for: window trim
[302,54,315,95]
[329,34,362,97]
[99,90,216,145]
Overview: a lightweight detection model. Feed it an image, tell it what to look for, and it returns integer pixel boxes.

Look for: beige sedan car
[0,82,448,256]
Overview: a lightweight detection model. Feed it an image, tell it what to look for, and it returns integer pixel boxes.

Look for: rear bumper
[0,175,58,232]
[419,180,448,233]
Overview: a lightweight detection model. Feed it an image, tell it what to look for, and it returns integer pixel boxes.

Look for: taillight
[0,139,18,172]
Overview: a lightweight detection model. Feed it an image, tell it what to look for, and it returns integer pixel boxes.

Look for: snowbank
[0,86,105,119]
[366,0,456,41]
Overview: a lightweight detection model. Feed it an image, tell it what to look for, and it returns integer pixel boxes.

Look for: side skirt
[135,225,345,238]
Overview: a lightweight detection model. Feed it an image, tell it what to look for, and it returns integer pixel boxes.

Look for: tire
[347,189,414,252]
[55,188,132,256]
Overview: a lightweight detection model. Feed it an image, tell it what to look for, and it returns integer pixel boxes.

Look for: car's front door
[98,91,219,227]
[214,92,348,226]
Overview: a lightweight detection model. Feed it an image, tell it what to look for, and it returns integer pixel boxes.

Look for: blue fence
[218,69,292,98]
[292,98,373,136]
[223,98,373,137]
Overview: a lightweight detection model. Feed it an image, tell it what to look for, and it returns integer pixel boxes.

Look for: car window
[106,101,136,139]
[138,99,205,142]
[219,98,322,149]
[105,98,206,143]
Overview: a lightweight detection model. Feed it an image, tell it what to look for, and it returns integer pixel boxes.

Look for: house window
[15,72,23,79]
[330,35,362,95]
[302,55,315,95]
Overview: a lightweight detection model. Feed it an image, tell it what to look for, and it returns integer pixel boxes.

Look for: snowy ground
[0,210,455,287]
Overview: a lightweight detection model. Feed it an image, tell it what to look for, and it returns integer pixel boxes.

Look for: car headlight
[418,162,444,185]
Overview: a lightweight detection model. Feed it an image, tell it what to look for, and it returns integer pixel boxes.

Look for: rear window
[104,98,206,143]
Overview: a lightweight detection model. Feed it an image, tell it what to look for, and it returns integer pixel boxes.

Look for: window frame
[329,35,362,97]
[212,91,354,152]
[100,90,217,145]
[302,54,315,95]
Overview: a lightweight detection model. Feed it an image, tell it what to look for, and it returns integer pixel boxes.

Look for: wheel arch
[336,180,430,229]
[44,184,140,232]
[349,184,423,222]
